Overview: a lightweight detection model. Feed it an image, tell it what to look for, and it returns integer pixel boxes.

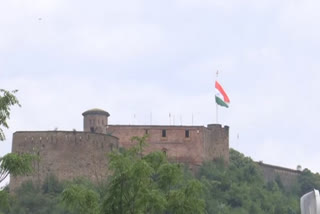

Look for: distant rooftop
[82,108,110,117]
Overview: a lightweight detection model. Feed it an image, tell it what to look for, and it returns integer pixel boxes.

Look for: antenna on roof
[192,113,194,125]
[132,114,137,125]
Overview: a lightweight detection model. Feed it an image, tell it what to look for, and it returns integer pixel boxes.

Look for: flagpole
[216,103,218,123]
[216,70,219,124]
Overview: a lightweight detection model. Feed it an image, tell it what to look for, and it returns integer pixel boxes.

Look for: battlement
[13,130,118,144]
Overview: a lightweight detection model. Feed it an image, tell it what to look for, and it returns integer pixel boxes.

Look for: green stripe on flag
[215,96,229,108]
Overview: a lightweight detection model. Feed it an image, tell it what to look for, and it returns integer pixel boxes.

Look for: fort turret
[82,108,110,134]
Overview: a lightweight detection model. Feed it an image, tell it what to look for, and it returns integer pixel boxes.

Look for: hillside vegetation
[1,137,320,214]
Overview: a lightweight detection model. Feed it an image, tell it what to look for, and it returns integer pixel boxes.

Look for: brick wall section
[107,124,229,166]
[258,162,300,189]
[204,124,229,163]
[10,131,118,191]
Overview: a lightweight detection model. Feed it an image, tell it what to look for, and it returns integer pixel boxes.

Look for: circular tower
[82,108,110,134]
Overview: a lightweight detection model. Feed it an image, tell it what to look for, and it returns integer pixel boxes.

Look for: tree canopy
[0,89,20,141]
[62,136,205,214]
[0,89,34,186]
[3,146,320,214]
[0,153,35,184]
[0,89,35,212]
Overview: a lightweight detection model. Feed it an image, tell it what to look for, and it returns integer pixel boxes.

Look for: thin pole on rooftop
[216,70,219,124]
[192,113,194,125]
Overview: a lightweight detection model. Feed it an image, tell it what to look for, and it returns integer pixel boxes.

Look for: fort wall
[10,108,230,190]
[258,162,300,189]
[203,124,229,163]
[10,131,118,191]
[107,124,229,165]
[107,125,205,165]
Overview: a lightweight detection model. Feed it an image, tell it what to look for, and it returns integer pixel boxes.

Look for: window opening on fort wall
[90,127,94,133]
[162,130,166,138]
[145,129,149,135]
[185,130,190,138]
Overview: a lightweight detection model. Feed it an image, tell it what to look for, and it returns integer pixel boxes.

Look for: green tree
[0,89,36,212]
[60,136,205,214]
[101,135,205,214]
[167,180,205,214]
[199,149,300,214]
[62,184,100,214]
[0,153,35,184]
[298,168,320,195]
[0,89,34,186]
[101,137,167,214]
[0,89,20,141]
[0,89,35,185]
[5,178,69,214]
[0,189,9,213]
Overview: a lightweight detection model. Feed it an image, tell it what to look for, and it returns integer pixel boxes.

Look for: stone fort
[10,108,229,190]
[10,108,300,190]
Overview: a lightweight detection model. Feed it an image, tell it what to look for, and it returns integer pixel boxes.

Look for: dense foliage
[0,153,35,184]
[199,150,300,214]
[100,135,205,214]
[2,142,320,213]
[0,89,36,213]
[0,89,20,141]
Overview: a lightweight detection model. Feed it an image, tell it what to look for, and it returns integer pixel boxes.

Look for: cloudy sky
[1,0,320,175]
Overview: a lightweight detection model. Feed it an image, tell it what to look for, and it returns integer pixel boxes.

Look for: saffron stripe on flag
[215,81,230,103]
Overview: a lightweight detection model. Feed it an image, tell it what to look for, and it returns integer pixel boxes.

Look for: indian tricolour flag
[215,81,230,108]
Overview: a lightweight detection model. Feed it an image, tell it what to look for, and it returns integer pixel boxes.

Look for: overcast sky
[1,0,320,176]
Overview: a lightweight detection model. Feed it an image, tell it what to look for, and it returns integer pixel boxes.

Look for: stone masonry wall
[258,162,300,189]
[10,131,118,191]
[107,125,206,165]
[203,124,229,163]
[107,124,230,166]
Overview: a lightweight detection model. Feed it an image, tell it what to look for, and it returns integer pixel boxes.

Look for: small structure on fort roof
[10,108,230,190]
[82,108,110,134]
